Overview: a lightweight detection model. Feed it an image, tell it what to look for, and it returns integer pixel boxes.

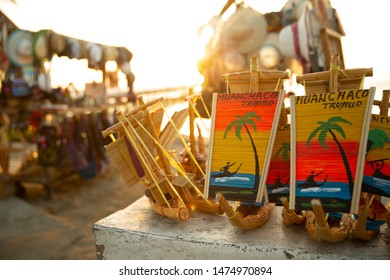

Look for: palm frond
[223,120,238,139]
[307,126,322,146]
[318,130,328,149]
[235,123,243,141]
[327,123,347,139]
[328,116,352,125]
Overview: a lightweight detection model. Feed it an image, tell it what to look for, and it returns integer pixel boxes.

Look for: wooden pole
[379,90,390,116]
[329,53,340,93]
[249,56,259,93]
[188,90,198,175]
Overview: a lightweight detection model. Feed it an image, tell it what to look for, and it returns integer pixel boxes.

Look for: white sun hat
[6,29,33,66]
[221,6,268,55]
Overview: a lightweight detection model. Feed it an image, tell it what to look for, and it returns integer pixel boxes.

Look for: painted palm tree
[306,116,353,196]
[275,142,290,161]
[223,111,262,189]
[366,128,390,156]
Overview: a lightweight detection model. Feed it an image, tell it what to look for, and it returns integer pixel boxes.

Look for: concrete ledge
[93,196,390,260]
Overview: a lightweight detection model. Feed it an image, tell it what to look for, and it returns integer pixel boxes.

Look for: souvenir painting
[290,88,375,214]
[204,91,284,203]
[266,122,291,205]
[362,114,390,197]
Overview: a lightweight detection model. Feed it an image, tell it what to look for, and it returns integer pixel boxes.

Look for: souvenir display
[1,2,389,257]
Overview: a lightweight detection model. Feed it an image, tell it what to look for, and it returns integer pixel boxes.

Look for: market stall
[0,11,135,197]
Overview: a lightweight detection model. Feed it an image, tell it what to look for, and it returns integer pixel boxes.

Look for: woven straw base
[281,197,306,225]
[216,193,275,230]
[305,199,353,243]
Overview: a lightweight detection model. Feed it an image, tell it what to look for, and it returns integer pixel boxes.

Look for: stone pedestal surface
[93,196,390,260]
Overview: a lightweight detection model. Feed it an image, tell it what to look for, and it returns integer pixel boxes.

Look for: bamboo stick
[224,70,290,81]
[137,96,172,177]
[250,56,259,93]
[188,94,197,174]
[329,53,340,93]
[379,90,389,116]
[350,195,378,240]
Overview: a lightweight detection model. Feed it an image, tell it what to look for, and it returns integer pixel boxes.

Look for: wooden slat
[160,108,189,149]
[104,137,139,188]
[296,68,373,84]
[224,70,290,82]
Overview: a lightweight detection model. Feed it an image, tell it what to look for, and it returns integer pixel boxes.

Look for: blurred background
[1,0,389,260]
[1,0,389,95]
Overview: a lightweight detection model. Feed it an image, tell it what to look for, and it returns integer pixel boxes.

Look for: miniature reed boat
[293,54,374,242]
[101,97,191,221]
[101,93,222,221]
[305,199,353,243]
[204,56,288,230]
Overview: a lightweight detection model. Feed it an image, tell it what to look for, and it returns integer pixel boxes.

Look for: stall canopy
[0,10,134,100]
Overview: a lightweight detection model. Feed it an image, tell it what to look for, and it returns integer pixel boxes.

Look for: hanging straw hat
[259,32,282,69]
[223,50,246,72]
[32,30,49,64]
[6,29,33,66]
[104,46,119,62]
[49,32,66,57]
[67,38,82,59]
[278,3,310,66]
[88,43,104,69]
[220,7,268,55]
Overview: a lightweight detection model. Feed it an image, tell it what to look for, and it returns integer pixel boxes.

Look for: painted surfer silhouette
[270,175,289,189]
[298,170,328,188]
[307,170,321,184]
[212,161,243,178]
[220,161,236,173]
